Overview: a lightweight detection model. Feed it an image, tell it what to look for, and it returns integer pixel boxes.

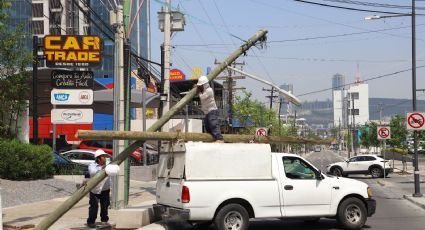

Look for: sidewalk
[2,180,157,230]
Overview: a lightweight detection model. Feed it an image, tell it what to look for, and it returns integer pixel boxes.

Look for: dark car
[53,152,89,177]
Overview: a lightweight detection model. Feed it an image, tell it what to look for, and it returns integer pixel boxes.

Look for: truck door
[156,144,186,209]
[280,156,332,217]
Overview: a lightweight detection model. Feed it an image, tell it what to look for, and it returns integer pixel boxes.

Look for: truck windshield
[282,156,316,180]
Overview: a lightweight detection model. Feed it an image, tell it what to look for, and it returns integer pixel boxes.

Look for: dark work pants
[204,109,223,140]
[87,189,110,224]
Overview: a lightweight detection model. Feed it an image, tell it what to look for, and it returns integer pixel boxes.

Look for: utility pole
[215,60,245,133]
[263,87,278,120]
[351,94,356,156]
[162,0,171,131]
[346,95,351,158]
[111,4,125,209]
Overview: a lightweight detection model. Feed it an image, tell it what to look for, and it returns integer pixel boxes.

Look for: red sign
[170,69,186,81]
[407,112,425,130]
[377,126,390,140]
[255,128,268,137]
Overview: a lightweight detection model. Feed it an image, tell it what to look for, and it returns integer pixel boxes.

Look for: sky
[148,0,425,105]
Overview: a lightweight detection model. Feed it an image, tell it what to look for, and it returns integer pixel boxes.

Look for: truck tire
[370,167,382,178]
[214,203,249,230]
[337,197,367,230]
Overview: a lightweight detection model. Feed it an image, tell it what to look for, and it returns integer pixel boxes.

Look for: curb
[403,195,425,210]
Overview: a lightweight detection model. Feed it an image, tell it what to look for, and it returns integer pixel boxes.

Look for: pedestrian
[86,149,111,228]
[195,75,224,143]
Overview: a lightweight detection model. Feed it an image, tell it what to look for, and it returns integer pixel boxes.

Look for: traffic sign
[377,126,391,140]
[255,127,268,137]
[407,112,425,130]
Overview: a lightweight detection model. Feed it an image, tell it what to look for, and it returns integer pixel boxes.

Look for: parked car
[53,152,88,177]
[314,145,321,152]
[154,143,376,230]
[78,140,158,165]
[61,149,111,166]
[326,155,392,178]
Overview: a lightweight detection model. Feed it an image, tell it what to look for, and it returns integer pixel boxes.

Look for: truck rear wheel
[337,197,367,230]
[214,203,249,230]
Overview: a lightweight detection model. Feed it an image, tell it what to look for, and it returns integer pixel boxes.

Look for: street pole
[162,0,171,131]
[412,0,422,197]
[351,96,355,156]
[112,4,126,208]
[142,88,147,166]
[383,139,386,179]
[32,36,38,145]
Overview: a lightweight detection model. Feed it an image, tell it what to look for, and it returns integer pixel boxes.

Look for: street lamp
[365,0,422,197]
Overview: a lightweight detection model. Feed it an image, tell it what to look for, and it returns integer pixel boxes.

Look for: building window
[32,3,44,18]
[349,109,359,115]
[32,20,44,34]
[349,92,359,100]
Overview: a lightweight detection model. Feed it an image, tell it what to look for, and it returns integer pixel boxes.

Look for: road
[155,150,425,230]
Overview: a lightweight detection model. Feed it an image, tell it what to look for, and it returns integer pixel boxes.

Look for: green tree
[0,1,32,138]
[388,114,408,148]
[359,122,380,149]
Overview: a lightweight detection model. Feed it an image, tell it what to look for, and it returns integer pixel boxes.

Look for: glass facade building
[7,0,32,51]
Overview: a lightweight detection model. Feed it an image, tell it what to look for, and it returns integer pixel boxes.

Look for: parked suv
[78,140,158,165]
[326,155,392,178]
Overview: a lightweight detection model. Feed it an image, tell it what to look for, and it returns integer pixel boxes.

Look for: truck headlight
[367,187,373,198]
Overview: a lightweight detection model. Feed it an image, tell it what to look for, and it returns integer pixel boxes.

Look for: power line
[322,0,425,10]
[297,65,425,97]
[293,0,414,15]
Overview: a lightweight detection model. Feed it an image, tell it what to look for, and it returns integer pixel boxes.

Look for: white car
[61,149,111,166]
[326,155,392,178]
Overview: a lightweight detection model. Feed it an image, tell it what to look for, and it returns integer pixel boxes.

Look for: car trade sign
[44,35,102,68]
[51,108,93,124]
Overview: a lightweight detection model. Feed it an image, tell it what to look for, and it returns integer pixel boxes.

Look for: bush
[385,147,408,155]
[0,139,54,180]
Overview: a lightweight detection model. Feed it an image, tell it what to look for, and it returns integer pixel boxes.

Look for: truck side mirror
[315,170,324,180]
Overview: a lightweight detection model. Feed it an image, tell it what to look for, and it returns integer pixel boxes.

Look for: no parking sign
[377,126,391,140]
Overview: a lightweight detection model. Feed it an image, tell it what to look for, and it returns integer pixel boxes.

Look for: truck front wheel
[214,203,249,230]
[337,197,367,230]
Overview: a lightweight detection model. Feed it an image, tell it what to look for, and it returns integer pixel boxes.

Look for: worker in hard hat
[195,75,224,143]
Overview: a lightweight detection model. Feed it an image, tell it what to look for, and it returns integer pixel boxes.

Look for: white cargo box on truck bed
[158,142,273,180]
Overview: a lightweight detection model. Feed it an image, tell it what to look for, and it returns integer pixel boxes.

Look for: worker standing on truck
[195,76,224,143]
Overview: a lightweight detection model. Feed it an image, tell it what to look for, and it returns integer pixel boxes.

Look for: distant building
[279,83,294,116]
[332,73,345,91]
[333,83,369,127]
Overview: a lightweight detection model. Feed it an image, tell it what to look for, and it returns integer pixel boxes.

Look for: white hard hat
[94,149,109,158]
[196,76,209,86]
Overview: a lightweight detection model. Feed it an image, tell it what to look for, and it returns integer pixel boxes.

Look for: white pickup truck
[153,142,376,230]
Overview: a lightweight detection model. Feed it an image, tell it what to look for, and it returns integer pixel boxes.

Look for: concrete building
[279,83,294,118]
[333,83,369,127]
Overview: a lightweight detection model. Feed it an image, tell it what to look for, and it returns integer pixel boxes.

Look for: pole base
[413,193,423,198]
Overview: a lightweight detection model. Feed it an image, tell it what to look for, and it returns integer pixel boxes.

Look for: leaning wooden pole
[76,130,331,145]
[35,29,268,230]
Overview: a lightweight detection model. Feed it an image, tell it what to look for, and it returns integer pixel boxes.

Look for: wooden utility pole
[215,60,245,133]
[76,130,331,145]
[35,29,268,230]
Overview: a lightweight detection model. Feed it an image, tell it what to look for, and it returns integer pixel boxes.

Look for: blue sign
[54,93,70,101]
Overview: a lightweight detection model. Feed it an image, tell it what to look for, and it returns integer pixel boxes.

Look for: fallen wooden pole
[76,130,331,145]
[35,29,268,230]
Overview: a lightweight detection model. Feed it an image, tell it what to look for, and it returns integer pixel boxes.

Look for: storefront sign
[44,35,102,68]
[170,69,186,81]
[190,67,202,80]
[51,89,93,105]
[51,108,93,124]
[51,70,94,89]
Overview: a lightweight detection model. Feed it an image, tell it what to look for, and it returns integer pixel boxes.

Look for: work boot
[86,223,96,228]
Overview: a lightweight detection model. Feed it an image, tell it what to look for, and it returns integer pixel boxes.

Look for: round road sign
[378,127,390,139]
[408,112,425,129]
